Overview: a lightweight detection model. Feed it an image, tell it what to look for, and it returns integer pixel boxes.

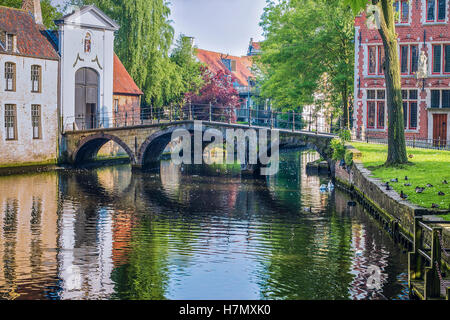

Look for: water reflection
[0,151,409,300]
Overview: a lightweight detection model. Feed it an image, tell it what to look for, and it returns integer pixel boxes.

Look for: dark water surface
[0,151,409,300]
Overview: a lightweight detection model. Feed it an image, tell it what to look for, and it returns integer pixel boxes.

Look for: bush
[344,150,353,166]
[331,138,346,161]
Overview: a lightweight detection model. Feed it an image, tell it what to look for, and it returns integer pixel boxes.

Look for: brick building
[353,0,450,147]
[112,53,143,127]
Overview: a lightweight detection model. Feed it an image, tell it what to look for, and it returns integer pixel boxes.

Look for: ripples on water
[0,151,409,300]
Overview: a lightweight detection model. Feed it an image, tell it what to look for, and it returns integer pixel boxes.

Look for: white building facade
[0,3,59,167]
[56,6,119,131]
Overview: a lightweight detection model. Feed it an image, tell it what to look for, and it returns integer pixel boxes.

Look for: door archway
[75,68,99,129]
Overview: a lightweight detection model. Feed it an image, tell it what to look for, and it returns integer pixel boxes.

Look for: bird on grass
[438,191,445,196]
[415,187,425,194]
[404,183,412,187]
[405,176,409,181]
[385,182,392,191]
[408,154,414,159]
[431,203,440,209]
[400,191,408,200]
[443,180,448,185]
[426,183,434,188]
[391,178,398,183]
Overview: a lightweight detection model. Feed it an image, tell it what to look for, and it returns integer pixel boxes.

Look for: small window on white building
[84,33,92,54]
[31,65,42,93]
[5,104,17,140]
[5,62,16,91]
[31,105,42,139]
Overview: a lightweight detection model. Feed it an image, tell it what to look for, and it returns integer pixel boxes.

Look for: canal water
[0,150,409,300]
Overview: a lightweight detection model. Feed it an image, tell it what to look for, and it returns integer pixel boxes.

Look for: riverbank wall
[333,147,450,268]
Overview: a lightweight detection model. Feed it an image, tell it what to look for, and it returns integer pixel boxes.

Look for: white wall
[0,54,59,165]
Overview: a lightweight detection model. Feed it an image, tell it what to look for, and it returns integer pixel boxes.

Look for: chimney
[22,0,44,27]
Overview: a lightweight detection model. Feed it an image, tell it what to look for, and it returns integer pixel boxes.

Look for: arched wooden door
[75,68,99,129]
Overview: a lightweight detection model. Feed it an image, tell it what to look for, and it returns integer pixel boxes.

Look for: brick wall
[353,1,450,144]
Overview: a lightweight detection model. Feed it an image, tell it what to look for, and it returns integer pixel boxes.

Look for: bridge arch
[136,123,214,168]
[72,133,136,165]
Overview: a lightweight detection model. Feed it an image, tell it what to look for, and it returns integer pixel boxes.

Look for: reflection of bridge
[61,119,336,170]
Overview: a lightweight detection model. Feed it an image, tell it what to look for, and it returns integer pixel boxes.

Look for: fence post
[170,104,173,122]
[209,103,212,122]
[270,110,273,129]
[249,107,252,127]
[292,111,295,132]
[228,106,232,124]
[425,228,442,299]
[189,102,192,120]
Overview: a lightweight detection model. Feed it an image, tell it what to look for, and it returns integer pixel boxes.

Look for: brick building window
[431,89,450,108]
[402,90,418,129]
[367,90,386,129]
[31,105,41,139]
[368,46,384,75]
[394,0,410,23]
[427,0,447,22]
[5,104,17,140]
[5,62,16,91]
[31,65,41,93]
[400,45,419,74]
[432,44,450,74]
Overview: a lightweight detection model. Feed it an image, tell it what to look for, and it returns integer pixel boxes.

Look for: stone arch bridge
[61,120,336,171]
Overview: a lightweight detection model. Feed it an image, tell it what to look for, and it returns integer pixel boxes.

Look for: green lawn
[350,142,450,219]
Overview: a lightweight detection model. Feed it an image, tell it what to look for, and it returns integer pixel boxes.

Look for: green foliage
[169,35,204,104]
[343,0,368,15]
[0,0,62,29]
[338,129,351,142]
[344,149,353,166]
[331,138,346,161]
[258,0,354,120]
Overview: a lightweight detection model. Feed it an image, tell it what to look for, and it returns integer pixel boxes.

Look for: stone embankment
[333,146,450,268]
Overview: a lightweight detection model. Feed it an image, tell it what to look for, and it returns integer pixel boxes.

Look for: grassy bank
[351,142,450,220]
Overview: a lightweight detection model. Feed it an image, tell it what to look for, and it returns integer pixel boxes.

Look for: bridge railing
[63,104,334,135]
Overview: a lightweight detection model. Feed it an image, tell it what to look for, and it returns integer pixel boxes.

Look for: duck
[405,176,409,181]
[404,183,412,187]
[391,178,398,183]
[432,203,440,209]
[443,180,448,185]
[438,191,445,196]
[400,191,408,200]
[427,183,434,188]
[415,187,425,194]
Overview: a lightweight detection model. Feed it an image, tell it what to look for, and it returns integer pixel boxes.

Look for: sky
[169,0,266,56]
[52,0,267,57]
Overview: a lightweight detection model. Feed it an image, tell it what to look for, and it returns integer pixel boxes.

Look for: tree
[257,0,354,129]
[185,68,241,122]
[0,0,62,29]
[169,35,204,105]
[345,0,407,165]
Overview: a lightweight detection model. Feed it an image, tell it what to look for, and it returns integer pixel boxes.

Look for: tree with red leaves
[185,67,240,123]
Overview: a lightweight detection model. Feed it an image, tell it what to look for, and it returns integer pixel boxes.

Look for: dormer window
[84,33,92,54]
[222,58,237,72]
[6,33,14,52]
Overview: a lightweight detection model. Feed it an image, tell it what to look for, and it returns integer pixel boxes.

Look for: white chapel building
[55,5,119,131]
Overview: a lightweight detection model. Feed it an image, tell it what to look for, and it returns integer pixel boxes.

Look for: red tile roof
[113,54,143,96]
[195,48,254,87]
[0,6,59,60]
